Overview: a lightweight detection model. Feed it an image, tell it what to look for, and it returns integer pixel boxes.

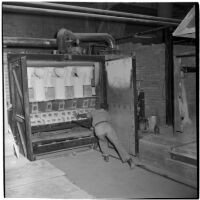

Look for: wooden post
[132,57,139,155]
[165,28,174,126]
[173,56,182,133]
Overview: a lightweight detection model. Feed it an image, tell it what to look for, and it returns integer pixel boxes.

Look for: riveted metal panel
[105,57,137,155]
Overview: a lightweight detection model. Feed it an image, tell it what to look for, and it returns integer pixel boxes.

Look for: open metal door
[8,56,34,160]
[105,57,137,155]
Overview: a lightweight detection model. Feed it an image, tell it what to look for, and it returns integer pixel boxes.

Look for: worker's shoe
[127,158,135,169]
[103,155,109,162]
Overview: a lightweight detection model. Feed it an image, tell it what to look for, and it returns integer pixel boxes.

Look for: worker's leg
[106,128,131,163]
[98,134,109,158]
[94,124,110,159]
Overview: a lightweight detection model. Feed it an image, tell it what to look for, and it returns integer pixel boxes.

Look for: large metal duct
[3,5,179,26]
[3,2,181,24]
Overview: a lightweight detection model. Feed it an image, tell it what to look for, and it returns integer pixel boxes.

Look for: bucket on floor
[148,116,157,132]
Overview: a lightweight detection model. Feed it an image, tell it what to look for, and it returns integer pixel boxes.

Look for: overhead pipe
[3,33,116,49]
[3,37,57,48]
[3,5,179,26]
[4,2,181,24]
[135,26,171,36]
[75,33,116,49]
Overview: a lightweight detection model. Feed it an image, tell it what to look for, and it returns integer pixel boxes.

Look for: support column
[165,28,174,125]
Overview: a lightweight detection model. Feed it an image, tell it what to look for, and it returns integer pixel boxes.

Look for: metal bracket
[12,69,23,101]
[15,114,25,123]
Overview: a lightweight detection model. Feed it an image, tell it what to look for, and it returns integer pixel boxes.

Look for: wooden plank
[5,160,65,189]
[33,135,92,145]
[5,176,93,198]
[140,158,197,188]
[35,146,94,160]
[32,128,92,143]
[166,158,197,186]
[170,142,197,165]
[31,119,91,133]
[174,56,182,132]
[33,136,97,155]
[170,152,197,165]
[8,62,16,136]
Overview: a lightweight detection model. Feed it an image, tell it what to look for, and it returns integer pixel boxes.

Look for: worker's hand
[90,127,94,132]
[73,112,79,119]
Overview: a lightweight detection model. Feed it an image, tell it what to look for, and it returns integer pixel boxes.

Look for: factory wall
[119,43,196,126]
[3,12,164,130]
[3,11,196,128]
[119,43,166,125]
[3,13,154,38]
[3,13,96,38]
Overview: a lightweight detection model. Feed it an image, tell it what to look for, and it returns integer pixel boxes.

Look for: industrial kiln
[7,29,137,161]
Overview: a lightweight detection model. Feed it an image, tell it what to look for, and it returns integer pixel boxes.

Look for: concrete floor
[47,149,197,199]
[5,155,93,198]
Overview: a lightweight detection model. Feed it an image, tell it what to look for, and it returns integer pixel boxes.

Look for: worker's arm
[74,111,92,119]
[73,111,93,131]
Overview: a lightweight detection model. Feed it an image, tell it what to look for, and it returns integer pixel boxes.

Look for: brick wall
[118,43,196,126]
[119,43,166,125]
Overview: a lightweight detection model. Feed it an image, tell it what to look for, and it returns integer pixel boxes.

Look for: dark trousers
[94,122,130,162]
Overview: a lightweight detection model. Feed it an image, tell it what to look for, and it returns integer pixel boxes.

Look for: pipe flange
[57,28,77,54]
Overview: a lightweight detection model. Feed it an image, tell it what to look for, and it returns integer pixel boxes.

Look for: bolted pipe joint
[57,28,77,54]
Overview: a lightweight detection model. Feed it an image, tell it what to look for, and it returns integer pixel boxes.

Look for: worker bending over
[74,104,135,169]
